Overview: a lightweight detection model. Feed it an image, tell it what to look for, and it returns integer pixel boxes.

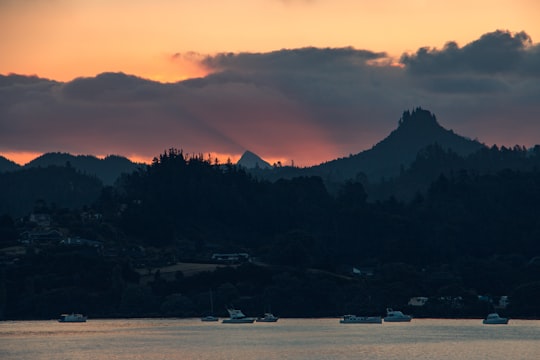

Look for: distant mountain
[314,108,485,182]
[249,108,485,186]
[0,156,21,173]
[24,152,142,185]
[236,150,272,169]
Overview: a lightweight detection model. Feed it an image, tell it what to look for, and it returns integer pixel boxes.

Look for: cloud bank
[1,30,539,166]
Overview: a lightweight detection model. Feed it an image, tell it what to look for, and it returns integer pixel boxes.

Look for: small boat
[222,308,255,324]
[201,290,219,322]
[383,308,412,322]
[483,313,509,324]
[58,313,87,323]
[340,314,382,324]
[256,313,279,322]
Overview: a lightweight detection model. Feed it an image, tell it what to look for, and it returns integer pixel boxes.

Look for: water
[1,318,538,359]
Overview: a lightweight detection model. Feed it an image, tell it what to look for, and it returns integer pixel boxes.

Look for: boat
[383,308,412,322]
[483,313,509,324]
[58,313,87,322]
[340,314,382,324]
[222,308,255,324]
[201,290,219,322]
[256,312,279,322]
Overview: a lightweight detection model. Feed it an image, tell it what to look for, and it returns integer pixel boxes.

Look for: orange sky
[2,0,539,83]
[1,1,540,166]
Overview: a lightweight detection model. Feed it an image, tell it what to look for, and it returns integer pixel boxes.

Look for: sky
[1,0,540,166]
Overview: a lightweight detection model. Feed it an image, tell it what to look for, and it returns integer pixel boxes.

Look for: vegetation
[1,123,540,320]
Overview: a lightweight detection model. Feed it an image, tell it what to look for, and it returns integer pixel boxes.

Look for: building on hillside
[19,229,64,244]
[61,237,103,249]
[408,297,429,307]
[28,213,52,227]
[211,253,250,263]
[352,267,375,277]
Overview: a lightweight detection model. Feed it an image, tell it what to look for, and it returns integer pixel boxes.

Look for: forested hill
[249,108,485,186]
[0,156,20,173]
[1,148,540,320]
[323,108,485,182]
[0,166,103,216]
[25,152,142,185]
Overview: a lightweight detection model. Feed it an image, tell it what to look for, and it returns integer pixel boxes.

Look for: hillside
[250,108,485,187]
[2,146,540,320]
[0,156,20,173]
[0,166,103,216]
[25,152,142,185]
[314,108,484,182]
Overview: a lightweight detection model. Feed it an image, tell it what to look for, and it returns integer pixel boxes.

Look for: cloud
[1,31,540,166]
[401,30,539,76]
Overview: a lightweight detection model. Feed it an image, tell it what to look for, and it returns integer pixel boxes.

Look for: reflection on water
[1,318,539,360]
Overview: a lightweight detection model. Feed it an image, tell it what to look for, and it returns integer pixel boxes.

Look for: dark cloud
[1,31,540,165]
[202,47,386,73]
[401,30,539,76]
[61,72,158,101]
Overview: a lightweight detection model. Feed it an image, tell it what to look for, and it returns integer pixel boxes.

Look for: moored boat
[383,308,412,322]
[58,313,87,322]
[256,313,279,322]
[222,308,255,324]
[340,314,382,324]
[201,289,219,322]
[483,313,509,324]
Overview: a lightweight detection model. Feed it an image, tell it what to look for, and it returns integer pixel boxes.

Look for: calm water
[1,318,538,360]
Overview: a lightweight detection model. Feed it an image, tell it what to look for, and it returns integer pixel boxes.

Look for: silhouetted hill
[0,165,103,216]
[237,150,272,169]
[250,108,485,187]
[313,108,485,182]
[25,152,142,185]
[0,156,20,173]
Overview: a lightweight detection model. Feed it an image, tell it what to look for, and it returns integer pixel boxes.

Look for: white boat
[201,290,219,322]
[222,308,255,324]
[256,313,279,322]
[483,313,509,324]
[58,313,87,322]
[383,308,412,322]
[340,314,382,324]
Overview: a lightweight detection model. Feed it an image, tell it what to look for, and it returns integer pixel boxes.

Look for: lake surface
[1,318,539,359]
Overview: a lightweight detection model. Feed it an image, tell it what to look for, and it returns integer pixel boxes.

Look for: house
[352,267,375,277]
[408,297,429,307]
[19,229,64,244]
[61,237,103,249]
[494,296,510,309]
[28,213,52,227]
[211,253,250,263]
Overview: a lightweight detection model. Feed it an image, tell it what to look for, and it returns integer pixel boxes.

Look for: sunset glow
[1,1,540,166]
[3,1,539,82]
[0,152,43,166]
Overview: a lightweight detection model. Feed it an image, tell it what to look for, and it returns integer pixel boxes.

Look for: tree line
[1,145,540,319]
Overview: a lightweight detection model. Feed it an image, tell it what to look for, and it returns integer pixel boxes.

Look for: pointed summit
[398,107,440,130]
[375,107,480,157]
[237,151,272,169]
[311,108,484,182]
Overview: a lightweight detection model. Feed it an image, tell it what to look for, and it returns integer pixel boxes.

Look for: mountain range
[0,153,142,186]
[0,108,516,187]
[246,108,486,185]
